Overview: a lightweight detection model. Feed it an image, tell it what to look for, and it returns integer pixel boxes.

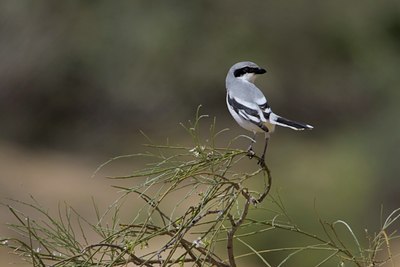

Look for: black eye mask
[233,67,266,78]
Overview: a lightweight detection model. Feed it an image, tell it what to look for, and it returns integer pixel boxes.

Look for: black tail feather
[275,116,313,130]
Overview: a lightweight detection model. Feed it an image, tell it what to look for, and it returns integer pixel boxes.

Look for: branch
[226,161,273,267]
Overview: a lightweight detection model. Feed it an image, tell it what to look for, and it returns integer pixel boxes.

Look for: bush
[1,108,399,266]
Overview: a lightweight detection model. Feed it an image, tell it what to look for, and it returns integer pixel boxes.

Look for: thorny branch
[226,158,272,267]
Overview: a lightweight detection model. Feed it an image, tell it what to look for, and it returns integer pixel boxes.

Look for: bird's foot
[247,147,255,159]
[257,155,266,168]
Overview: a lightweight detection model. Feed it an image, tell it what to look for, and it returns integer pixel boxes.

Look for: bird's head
[228,61,267,83]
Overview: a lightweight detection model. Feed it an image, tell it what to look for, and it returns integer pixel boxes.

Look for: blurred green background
[1,1,400,266]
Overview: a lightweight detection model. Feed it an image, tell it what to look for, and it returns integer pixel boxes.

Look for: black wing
[227,94,269,132]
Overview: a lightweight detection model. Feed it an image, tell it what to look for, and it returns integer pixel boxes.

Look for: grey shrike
[226,61,313,166]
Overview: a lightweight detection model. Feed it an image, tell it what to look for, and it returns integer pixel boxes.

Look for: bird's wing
[257,99,272,119]
[227,93,270,132]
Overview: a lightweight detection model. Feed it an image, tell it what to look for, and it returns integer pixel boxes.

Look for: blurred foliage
[1,1,399,152]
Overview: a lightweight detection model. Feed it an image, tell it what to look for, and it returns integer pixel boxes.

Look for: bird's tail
[270,113,313,131]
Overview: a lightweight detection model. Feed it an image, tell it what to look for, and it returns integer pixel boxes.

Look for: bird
[226,61,313,166]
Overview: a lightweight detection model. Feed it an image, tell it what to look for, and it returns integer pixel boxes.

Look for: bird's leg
[258,135,269,167]
[247,132,256,158]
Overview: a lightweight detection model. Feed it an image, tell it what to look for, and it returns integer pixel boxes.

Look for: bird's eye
[234,68,246,77]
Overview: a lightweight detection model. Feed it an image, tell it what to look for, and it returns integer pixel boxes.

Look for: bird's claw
[247,148,255,159]
[257,156,266,168]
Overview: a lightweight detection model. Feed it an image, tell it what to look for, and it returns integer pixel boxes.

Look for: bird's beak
[255,68,267,74]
